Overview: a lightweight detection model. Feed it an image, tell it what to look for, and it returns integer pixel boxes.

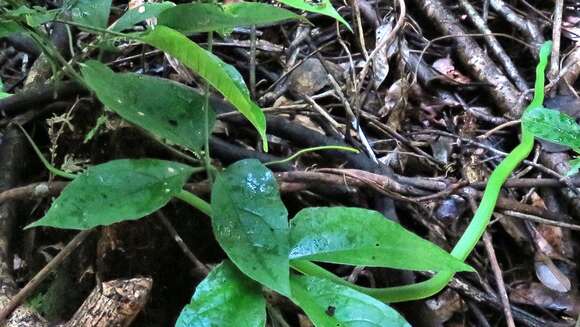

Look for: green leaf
[176,261,266,327]
[27,159,193,230]
[139,26,268,151]
[567,157,580,176]
[0,79,10,99]
[211,159,290,296]
[523,106,580,149]
[289,207,474,272]
[110,2,174,32]
[290,275,410,327]
[276,0,351,32]
[4,6,59,27]
[0,20,24,38]
[80,60,214,152]
[65,0,112,29]
[158,2,302,35]
[25,9,58,27]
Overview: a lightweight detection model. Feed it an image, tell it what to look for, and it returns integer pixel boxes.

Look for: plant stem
[265,145,359,166]
[202,30,214,182]
[175,189,212,217]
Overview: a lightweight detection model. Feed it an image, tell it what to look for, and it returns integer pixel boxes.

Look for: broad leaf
[65,0,112,29]
[276,0,351,31]
[158,2,302,35]
[4,6,59,27]
[290,275,410,327]
[110,2,174,32]
[0,20,24,38]
[81,60,214,152]
[211,159,290,296]
[290,207,474,272]
[523,106,580,149]
[139,26,268,151]
[27,159,193,230]
[176,261,266,327]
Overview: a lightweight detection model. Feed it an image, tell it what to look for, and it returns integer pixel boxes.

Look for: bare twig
[548,0,564,82]
[0,230,92,323]
[157,212,210,276]
[483,232,516,327]
[502,210,580,231]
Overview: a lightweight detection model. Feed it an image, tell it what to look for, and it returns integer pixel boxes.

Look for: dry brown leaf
[379,79,407,131]
[432,56,471,84]
[425,289,465,323]
[511,282,580,316]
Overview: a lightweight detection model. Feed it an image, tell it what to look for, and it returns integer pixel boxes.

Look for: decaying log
[62,278,152,327]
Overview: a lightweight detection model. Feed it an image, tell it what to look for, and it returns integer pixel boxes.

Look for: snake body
[292,41,553,302]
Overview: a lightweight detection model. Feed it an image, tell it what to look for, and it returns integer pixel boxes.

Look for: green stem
[54,19,130,39]
[23,25,85,84]
[175,189,212,217]
[203,30,214,182]
[265,145,359,167]
[16,124,78,180]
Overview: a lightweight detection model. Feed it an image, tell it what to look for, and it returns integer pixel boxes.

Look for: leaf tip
[460,262,476,273]
[24,220,42,230]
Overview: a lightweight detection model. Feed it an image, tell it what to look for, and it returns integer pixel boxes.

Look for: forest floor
[1,0,580,326]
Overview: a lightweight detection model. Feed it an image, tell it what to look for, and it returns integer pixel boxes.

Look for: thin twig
[478,120,521,139]
[483,232,516,327]
[548,0,564,82]
[502,210,580,231]
[0,230,92,323]
[157,212,210,276]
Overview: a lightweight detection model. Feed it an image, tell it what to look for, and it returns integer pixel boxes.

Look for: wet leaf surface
[289,207,474,272]
[176,261,266,327]
[28,159,193,230]
[211,159,290,296]
[290,275,410,327]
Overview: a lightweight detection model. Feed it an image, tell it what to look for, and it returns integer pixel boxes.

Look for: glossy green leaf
[211,159,290,296]
[290,275,410,327]
[25,10,58,26]
[523,106,580,149]
[289,207,474,272]
[175,261,266,327]
[276,0,351,31]
[27,159,193,230]
[65,0,112,29]
[139,26,268,151]
[0,20,24,38]
[110,2,174,32]
[158,2,302,35]
[80,60,214,152]
[4,6,59,26]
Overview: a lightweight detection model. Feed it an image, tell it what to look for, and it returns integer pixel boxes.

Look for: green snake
[291,41,553,302]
